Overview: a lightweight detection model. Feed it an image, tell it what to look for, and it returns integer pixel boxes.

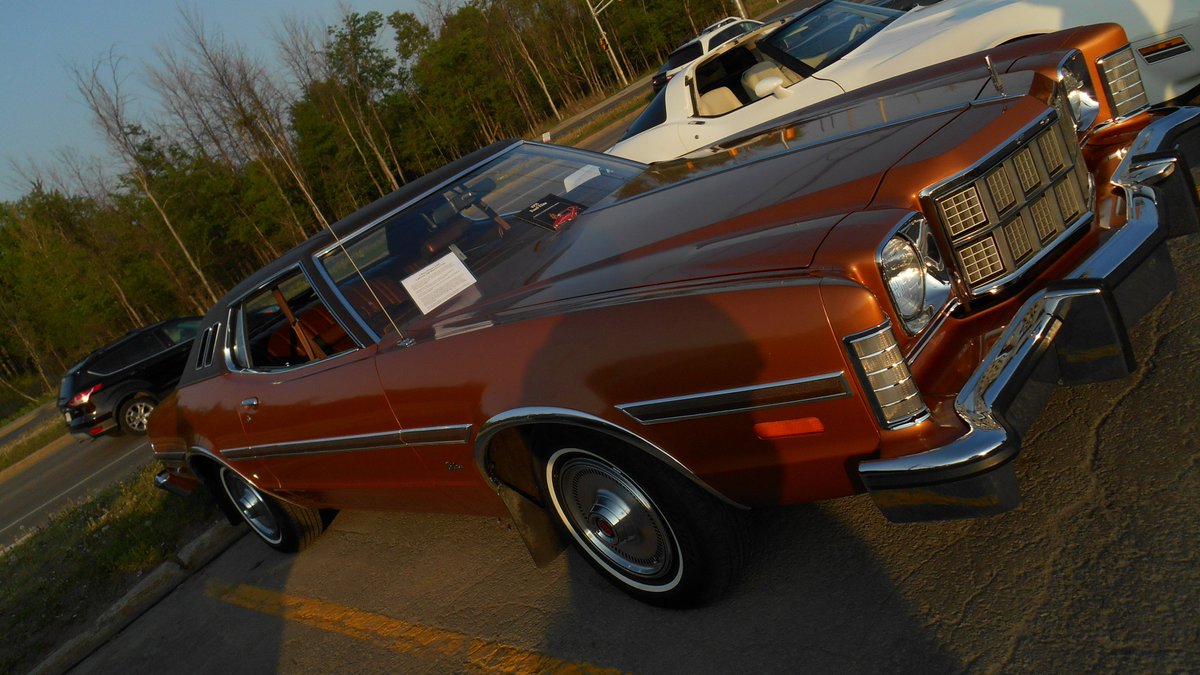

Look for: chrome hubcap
[553,453,673,580]
[124,401,154,431]
[220,468,282,545]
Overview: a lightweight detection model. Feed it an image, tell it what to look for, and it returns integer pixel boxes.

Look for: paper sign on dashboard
[401,252,477,314]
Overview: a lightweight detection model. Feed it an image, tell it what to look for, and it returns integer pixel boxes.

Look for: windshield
[318,144,643,337]
[621,87,669,141]
[759,0,902,76]
[665,42,703,70]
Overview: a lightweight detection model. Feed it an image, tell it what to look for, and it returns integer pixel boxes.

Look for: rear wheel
[541,436,748,607]
[118,395,156,435]
[219,466,324,552]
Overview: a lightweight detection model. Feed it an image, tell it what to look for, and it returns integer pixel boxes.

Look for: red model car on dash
[151,23,1200,606]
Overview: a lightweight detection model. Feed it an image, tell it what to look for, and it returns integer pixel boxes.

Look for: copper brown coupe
[150,23,1200,606]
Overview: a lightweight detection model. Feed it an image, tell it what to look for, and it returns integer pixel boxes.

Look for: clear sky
[0,0,421,202]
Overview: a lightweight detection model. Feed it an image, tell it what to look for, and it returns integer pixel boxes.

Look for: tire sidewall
[542,442,720,606]
[219,466,287,548]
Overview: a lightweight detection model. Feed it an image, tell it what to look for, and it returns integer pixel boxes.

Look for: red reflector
[88,426,105,436]
[754,417,825,439]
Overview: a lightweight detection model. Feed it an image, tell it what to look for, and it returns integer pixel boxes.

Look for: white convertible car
[609,0,1200,163]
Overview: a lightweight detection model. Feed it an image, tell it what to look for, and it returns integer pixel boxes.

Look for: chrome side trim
[401,424,474,446]
[222,424,473,461]
[616,372,850,425]
[474,407,747,509]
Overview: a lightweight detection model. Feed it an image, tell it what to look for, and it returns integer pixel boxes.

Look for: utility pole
[585,0,629,87]
[732,0,748,18]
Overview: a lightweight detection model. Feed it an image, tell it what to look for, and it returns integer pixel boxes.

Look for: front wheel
[218,467,324,552]
[542,439,748,607]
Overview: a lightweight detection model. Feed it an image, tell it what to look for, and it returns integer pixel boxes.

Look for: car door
[221,265,442,512]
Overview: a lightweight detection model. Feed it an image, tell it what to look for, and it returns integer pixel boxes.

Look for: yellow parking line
[207,581,624,674]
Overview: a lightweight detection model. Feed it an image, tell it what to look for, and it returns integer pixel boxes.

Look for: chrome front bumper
[859,107,1200,523]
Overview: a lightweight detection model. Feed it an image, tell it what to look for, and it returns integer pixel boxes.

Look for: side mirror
[753,76,791,100]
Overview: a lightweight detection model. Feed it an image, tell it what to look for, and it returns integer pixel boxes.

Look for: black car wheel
[541,436,748,607]
[118,395,156,435]
[219,466,325,553]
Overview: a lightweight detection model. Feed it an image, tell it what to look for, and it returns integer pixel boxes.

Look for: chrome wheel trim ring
[219,467,283,545]
[124,400,154,431]
[546,447,683,592]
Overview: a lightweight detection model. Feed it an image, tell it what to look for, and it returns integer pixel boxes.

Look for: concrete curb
[32,520,248,675]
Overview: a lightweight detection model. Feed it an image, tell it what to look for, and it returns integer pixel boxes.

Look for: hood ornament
[985,55,1006,97]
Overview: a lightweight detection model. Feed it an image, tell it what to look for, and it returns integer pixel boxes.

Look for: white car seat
[698,87,742,116]
[741,61,785,100]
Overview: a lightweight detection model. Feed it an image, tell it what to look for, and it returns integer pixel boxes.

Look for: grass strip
[0,421,67,473]
[0,465,218,673]
[551,91,655,148]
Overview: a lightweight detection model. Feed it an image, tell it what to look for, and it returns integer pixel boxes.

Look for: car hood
[825,0,1174,88]
[419,112,980,335]
[417,64,1066,337]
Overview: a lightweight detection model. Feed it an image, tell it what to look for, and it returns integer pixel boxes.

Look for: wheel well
[187,454,243,526]
[479,420,742,509]
[115,390,157,415]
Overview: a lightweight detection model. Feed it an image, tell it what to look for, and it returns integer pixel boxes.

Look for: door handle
[241,397,259,422]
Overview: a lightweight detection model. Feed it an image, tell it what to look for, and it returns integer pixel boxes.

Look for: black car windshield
[620,87,669,141]
[317,143,643,337]
[665,42,703,70]
[759,0,902,77]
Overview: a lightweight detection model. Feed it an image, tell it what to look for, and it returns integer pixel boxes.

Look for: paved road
[76,236,1200,673]
[0,403,59,450]
[0,431,153,550]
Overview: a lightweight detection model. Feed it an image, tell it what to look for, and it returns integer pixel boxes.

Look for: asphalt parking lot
[68,235,1200,673]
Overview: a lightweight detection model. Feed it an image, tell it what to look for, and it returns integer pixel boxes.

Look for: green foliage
[1,0,747,391]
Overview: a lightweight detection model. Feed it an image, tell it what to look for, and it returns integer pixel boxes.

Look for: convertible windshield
[318,143,642,337]
[760,0,902,76]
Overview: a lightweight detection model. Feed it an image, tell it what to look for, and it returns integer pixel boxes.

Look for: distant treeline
[0,0,745,411]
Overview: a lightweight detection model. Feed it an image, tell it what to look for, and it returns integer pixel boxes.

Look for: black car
[58,316,201,439]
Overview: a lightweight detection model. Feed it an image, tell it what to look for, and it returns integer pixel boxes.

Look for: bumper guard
[858,107,1200,523]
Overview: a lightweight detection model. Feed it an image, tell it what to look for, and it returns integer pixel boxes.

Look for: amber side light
[754,417,825,439]
[1138,36,1186,59]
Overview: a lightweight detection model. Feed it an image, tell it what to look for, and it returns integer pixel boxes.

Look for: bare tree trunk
[106,272,145,326]
[0,305,52,391]
[505,13,561,120]
[72,56,220,307]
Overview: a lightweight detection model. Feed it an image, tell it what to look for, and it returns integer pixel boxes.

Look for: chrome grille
[1037,131,1064,173]
[960,237,1004,285]
[848,324,928,428]
[986,169,1016,213]
[1054,180,1081,221]
[1030,196,1058,242]
[925,104,1091,298]
[1099,47,1148,118]
[1014,148,1040,193]
[1004,216,1033,262]
[941,186,987,237]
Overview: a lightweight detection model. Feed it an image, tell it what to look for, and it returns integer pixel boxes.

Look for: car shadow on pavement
[541,502,965,673]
